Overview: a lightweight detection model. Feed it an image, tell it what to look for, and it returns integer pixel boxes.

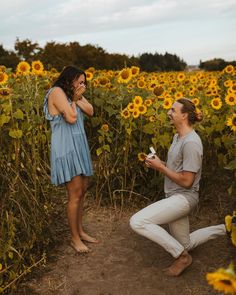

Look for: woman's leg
[66,176,89,252]
[77,176,98,243]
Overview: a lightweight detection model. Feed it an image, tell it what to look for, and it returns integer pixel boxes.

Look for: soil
[17,191,235,295]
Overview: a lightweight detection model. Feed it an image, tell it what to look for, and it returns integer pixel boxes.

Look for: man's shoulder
[183,131,203,149]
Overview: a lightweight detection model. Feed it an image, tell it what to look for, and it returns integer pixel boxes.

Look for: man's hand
[145,155,166,171]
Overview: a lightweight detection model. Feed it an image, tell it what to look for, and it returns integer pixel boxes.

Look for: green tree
[14,38,41,61]
[0,44,20,68]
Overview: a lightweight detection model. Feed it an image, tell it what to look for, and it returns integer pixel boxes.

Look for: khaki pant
[130,194,226,258]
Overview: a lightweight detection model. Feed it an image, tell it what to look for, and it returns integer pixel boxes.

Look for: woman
[44,65,98,253]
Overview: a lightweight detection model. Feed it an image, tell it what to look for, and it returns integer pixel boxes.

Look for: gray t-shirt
[164,130,203,209]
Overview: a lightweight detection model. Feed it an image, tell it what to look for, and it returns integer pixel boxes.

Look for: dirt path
[17,198,234,295]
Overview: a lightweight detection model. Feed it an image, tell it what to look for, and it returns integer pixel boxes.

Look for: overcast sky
[1,0,236,65]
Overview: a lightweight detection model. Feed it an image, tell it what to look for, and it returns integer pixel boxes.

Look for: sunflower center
[34,64,41,70]
[220,279,232,286]
[20,66,27,72]
[121,71,129,79]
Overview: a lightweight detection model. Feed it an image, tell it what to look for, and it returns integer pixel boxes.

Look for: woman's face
[73,74,86,90]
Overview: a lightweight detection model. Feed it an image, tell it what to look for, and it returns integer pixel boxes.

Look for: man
[130,98,226,276]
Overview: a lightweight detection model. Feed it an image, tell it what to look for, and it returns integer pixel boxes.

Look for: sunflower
[118,68,132,83]
[153,86,164,96]
[226,114,236,131]
[206,267,236,294]
[31,60,44,74]
[224,80,233,87]
[121,108,130,119]
[0,87,12,98]
[0,72,8,84]
[149,115,156,122]
[132,109,140,119]
[224,65,235,74]
[131,66,140,77]
[191,98,200,106]
[225,94,236,106]
[230,84,236,93]
[85,71,93,81]
[175,91,183,100]
[189,90,195,96]
[0,65,6,72]
[137,79,146,89]
[127,103,135,112]
[205,89,212,96]
[86,67,95,73]
[138,104,147,115]
[148,82,158,91]
[98,77,110,87]
[177,73,185,82]
[138,152,147,162]
[210,98,222,110]
[163,98,173,109]
[190,76,198,84]
[16,61,31,75]
[144,99,153,107]
[101,124,109,132]
[133,96,143,106]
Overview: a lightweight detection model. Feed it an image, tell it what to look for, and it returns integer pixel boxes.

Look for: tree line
[0,38,235,72]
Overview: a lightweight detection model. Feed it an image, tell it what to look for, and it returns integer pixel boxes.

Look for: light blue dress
[43,87,93,185]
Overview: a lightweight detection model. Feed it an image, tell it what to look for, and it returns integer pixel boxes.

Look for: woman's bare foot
[163,250,192,276]
[70,239,90,253]
[80,232,99,243]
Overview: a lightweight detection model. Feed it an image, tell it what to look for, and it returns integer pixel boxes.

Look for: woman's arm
[72,85,94,117]
[76,96,94,117]
[49,87,77,124]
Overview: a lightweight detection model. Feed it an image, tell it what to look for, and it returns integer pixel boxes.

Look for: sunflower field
[0,61,236,292]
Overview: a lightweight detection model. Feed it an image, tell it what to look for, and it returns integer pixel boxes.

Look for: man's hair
[177,98,203,125]
[52,65,87,99]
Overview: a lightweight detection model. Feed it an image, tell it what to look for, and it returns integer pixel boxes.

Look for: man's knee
[130,215,144,230]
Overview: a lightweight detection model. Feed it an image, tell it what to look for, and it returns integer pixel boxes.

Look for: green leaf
[13,109,24,120]
[94,97,104,107]
[0,114,11,127]
[159,133,171,148]
[91,117,102,127]
[9,129,23,139]
[104,106,117,117]
[96,147,103,156]
[103,145,110,152]
[143,123,155,135]
[224,158,236,170]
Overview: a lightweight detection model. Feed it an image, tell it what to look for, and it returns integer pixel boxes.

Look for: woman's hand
[72,84,86,101]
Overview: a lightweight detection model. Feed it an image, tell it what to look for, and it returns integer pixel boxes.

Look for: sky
[0,0,236,65]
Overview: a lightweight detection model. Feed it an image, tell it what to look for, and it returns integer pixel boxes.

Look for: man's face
[167,101,185,126]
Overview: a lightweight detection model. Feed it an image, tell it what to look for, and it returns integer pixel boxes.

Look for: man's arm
[145,156,196,189]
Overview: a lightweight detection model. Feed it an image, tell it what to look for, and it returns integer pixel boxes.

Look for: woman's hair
[177,98,203,125]
[52,65,87,99]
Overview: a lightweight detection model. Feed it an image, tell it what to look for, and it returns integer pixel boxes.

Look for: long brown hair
[52,65,87,99]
